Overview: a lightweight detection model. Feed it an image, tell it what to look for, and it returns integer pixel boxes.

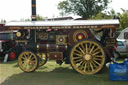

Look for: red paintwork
[0,24,4,26]
[9,52,16,60]
[76,33,85,40]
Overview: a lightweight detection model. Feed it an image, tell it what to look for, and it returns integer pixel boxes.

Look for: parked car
[116,39,128,56]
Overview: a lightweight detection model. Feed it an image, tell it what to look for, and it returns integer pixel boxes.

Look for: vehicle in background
[0,31,21,61]
[116,39,128,56]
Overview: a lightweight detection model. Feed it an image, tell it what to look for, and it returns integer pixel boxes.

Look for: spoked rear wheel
[70,39,106,75]
[18,51,39,72]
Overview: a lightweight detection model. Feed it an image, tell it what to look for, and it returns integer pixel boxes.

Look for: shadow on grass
[1,67,127,85]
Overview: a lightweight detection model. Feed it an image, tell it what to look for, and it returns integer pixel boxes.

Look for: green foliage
[94,12,104,19]
[58,0,111,18]
[25,19,31,21]
[119,9,128,30]
[94,9,128,31]
[91,11,112,19]
[105,8,128,31]
[36,15,45,21]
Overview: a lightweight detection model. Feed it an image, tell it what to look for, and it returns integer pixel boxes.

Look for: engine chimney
[31,0,36,21]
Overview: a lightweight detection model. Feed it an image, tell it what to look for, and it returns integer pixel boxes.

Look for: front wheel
[70,39,106,75]
[18,51,39,72]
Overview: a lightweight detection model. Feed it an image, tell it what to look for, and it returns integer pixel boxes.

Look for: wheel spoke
[21,57,26,60]
[90,63,94,71]
[74,59,83,63]
[23,54,28,59]
[92,50,101,56]
[78,46,85,54]
[73,52,83,57]
[88,43,92,52]
[81,61,86,69]
[93,60,101,66]
[89,45,95,53]
[84,63,87,72]
[29,54,33,59]
[30,56,35,60]
[74,49,82,54]
[91,61,98,68]
[80,43,85,52]
[92,47,99,53]
[94,55,103,58]
[93,57,102,61]
[85,43,88,53]
[87,63,90,71]
[73,56,82,60]
[78,61,85,70]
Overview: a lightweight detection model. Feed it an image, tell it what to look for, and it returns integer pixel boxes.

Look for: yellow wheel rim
[70,40,105,75]
[18,51,38,72]
[37,53,47,67]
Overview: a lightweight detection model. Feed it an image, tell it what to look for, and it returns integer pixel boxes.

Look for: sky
[0,0,128,22]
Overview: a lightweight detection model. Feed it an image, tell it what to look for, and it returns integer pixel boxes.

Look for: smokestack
[31,0,36,21]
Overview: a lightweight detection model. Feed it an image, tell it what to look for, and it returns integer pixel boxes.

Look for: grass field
[0,60,127,85]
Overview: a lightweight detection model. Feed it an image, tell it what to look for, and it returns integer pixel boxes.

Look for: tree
[58,0,111,18]
[91,11,112,19]
[119,9,128,30]
[91,9,119,20]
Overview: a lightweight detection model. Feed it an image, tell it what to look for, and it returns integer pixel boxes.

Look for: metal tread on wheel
[70,39,106,75]
[18,51,39,72]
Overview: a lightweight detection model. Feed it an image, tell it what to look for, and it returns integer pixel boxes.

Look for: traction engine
[0,0,120,75]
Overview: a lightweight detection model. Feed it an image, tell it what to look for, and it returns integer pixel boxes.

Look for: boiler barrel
[37,44,67,52]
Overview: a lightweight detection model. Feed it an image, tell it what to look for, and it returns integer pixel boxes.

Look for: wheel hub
[25,59,30,64]
[84,54,92,61]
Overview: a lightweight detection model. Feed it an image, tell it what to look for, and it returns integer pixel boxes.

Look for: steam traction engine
[0,0,120,75]
[2,19,119,75]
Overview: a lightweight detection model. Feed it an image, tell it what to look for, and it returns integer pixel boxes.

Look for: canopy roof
[5,19,119,27]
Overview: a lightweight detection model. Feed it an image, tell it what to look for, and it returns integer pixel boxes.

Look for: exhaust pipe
[31,0,36,21]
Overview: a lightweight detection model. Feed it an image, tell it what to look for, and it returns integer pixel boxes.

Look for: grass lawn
[0,60,127,85]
